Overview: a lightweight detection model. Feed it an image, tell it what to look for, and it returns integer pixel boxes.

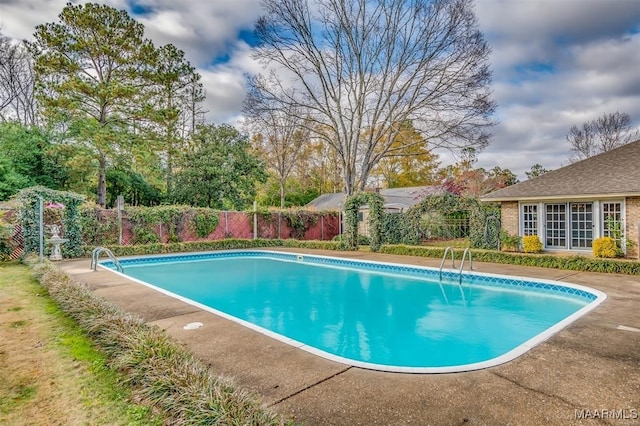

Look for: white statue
[49,224,61,238]
[47,224,68,260]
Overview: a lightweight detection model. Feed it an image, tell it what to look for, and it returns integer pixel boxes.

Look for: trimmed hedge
[83,238,342,257]
[83,238,640,275]
[28,259,288,425]
[379,244,640,275]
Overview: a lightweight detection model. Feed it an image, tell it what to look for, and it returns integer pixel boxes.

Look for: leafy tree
[488,166,518,187]
[106,168,163,207]
[246,0,495,195]
[525,163,550,180]
[448,169,492,197]
[148,44,202,193]
[0,122,68,196]
[439,157,516,197]
[0,152,30,200]
[256,174,320,207]
[371,121,441,188]
[50,143,96,194]
[30,2,159,206]
[567,111,639,162]
[246,103,311,208]
[171,124,267,209]
[181,73,207,136]
[302,138,344,195]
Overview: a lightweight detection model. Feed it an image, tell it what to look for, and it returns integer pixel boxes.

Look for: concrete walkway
[58,249,640,425]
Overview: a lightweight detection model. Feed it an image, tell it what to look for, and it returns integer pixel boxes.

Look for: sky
[1,0,639,179]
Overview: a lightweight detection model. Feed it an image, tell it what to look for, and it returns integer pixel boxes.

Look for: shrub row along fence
[0,204,341,260]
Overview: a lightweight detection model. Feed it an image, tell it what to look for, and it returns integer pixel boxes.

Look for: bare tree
[246,102,311,207]
[0,33,38,125]
[568,111,639,162]
[246,0,495,195]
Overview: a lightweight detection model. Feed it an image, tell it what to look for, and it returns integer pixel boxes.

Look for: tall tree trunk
[280,179,286,208]
[97,157,107,207]
[166,146,173,195]
[344,165,355,196]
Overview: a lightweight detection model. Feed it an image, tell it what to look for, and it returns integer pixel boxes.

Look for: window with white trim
[522,204,538,236]
[602,202,623,240]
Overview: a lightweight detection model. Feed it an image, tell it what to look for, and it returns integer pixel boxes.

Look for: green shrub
[500,231,521,252]
[522,235,543,253]
[381,213,411,244]
[378,244,640,275]
[592,236,621,258]
[332,233,370,245]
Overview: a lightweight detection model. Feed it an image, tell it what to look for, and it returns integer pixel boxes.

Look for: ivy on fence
[343,191,384,251]
[79,204,119,246]
[282,210,319,239]
[400,193,500,249]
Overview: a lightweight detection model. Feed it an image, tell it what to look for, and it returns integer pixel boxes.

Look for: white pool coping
[99,249,607,374]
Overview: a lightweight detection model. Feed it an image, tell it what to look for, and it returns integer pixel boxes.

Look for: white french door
[544,203,593,249]
[569,202,593,249]
[545,204,566,248]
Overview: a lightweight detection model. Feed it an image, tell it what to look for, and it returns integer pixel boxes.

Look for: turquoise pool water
[102,250,606,373]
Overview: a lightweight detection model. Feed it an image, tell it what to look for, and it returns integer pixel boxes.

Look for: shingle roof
[306,186,443,210]
[305,192,346,210]
[481,140,640,201]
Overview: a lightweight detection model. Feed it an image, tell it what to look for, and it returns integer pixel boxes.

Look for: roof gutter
[480,192,640,202]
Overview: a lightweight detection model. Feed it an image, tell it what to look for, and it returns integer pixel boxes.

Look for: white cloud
[129,0,262,65]
[473,0,640,178]
[0,0,65,40]
[1,0,639,181]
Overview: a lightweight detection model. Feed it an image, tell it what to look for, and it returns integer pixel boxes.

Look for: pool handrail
[459,247,473,285]
[439,246,455,281]
[91,247,123,273]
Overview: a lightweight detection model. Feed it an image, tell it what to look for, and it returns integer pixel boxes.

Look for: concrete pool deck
[58,249,640,425]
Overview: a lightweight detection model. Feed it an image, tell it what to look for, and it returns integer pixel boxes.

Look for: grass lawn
[0,262,165,425]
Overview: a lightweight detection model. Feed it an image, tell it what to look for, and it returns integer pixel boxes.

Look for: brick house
[481,140,640,258]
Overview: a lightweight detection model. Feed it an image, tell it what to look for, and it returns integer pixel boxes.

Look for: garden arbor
[404,192,500,249]
[343,192,385,251]
[14,186,84,257]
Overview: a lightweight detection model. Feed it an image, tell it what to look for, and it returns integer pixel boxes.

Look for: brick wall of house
[501,201,519,236]
[626,196,640,258]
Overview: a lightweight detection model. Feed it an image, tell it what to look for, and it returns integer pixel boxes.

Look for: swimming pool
[100,250,606,373]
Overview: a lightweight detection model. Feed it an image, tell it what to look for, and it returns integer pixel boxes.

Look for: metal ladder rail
[439,246,455,281]
[91,247,123,273]
[458,247,473,285]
